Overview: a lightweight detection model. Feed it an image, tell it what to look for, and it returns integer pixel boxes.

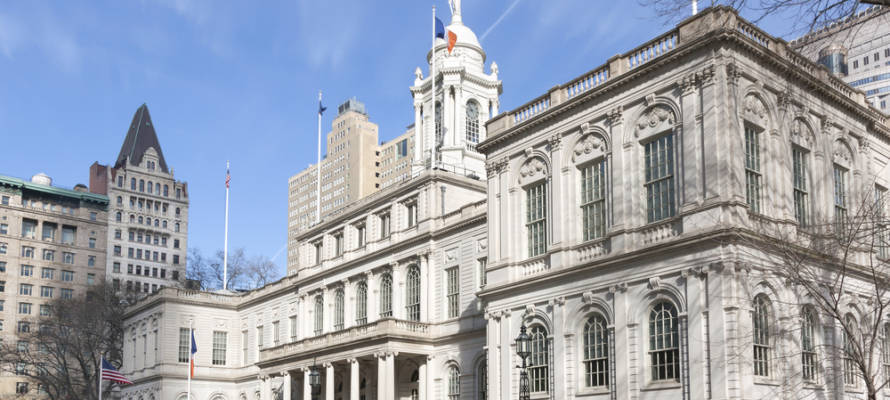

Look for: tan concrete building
[0,173,109,397]
[89,104,190,297]
[378,128,415,190]
[287,98,389,271]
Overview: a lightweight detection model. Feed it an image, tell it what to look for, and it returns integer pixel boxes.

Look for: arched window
[447,365,460,400]
[138,216,143,224]
[477,359,488,400]
[116,212,122,222]
[529,325,549,393]
[744,124,763,213]
[117,176,123,187]
[130,178,136,190]
[355,281,368,325]
[117,196,123,206]
[752,295,772,376]
[155,183,160,194]
[649,301,679,382]
[379,273,393,317]
[801,307,818,382]
[792,145,810,226]
[146,218,152,226]
[583,314,609,388]
[526,182,547,257]
[466,101,480,148]
[406,265,421,321]
[147,181,153,194]
[163,221,168,229]
[314,296,324,335]
[333,289,345,330]
[139,180,145,192]
[843,314,858,386]
[435,102,443,147]
[580,160,607,240]
[129,215,135,223]
[175,223,180,232]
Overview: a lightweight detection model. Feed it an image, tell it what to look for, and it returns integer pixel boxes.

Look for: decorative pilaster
[325,362,335,400]
[349,358,360,400]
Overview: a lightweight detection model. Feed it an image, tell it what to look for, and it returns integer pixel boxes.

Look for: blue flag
[318,99,327,115]
[435,17,445,39]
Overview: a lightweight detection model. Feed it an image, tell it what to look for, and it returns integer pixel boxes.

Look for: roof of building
[115,104,170,173]
[0,174,109,205]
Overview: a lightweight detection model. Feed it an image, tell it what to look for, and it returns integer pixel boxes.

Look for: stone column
[418,358,427,400]
[414,102,424,167]
[260,375,270,400]
[485,312,501,400]
[342,280,352,329]
[386,352,397,399]
[366,271,378,322]
[303,368,312,400]
[377,353,387,400]
[348,358,359,400]
[324,363,335,400]
[281,371,291,400]
[551,297,567,400]
[419,252,430,322]
[444,85,454,147]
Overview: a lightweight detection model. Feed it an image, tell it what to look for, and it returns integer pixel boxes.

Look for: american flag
[101,358,132,385]
[225,166,231,189]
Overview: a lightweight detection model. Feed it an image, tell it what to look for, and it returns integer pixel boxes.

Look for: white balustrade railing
[576,239,609,263]
[513,95,551,124]
[518,256,550,277]
[639,219,681,245]
[566,66,609,99]
[628,32,677,69]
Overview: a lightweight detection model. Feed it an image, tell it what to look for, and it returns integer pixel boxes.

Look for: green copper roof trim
[0,175,109,206]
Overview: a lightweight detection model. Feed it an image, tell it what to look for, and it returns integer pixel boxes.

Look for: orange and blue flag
[435,17,457,54]
[190,330,197,378]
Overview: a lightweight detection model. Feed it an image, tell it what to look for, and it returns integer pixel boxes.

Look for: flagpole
[187,320,192,400]
[98,358,103,400]
[316,91,322,224]
[431,5,437,170]
[223,160,230,290]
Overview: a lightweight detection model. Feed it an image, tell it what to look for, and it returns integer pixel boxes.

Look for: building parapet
[481,6,884,149]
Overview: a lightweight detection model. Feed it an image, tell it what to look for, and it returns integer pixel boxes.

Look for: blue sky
[0,0,796,276]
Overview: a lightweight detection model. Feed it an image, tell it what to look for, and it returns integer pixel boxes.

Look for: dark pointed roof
[114,104,169,173]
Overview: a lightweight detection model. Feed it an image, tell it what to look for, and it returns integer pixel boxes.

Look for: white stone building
[122,5,890,400]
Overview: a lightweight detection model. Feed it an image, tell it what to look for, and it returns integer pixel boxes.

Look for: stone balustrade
[259,318,432,362]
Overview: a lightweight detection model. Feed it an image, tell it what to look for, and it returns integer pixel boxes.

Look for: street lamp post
[309,366,321,400]
[515,324,532,400]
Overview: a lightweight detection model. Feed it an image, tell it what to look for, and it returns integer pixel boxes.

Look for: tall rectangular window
[334,232,344,257]
[289,316,298,342]
[526,183,547,257]
[272,321,280,345]
[379,213,391,239]
[313,241,323,265]
[406,202,417,228]
[580,160,607,240]
[61,226,76,245]
[744,125,762,213]
[212,331,227,366]
[446,267,460,319]
[356,224,366,248]
[834,165,848,229]
[21,219,36,239]
[792,147,809,227]
[644,134,676,223]
[241,330,248,365]
[256,326,264,349]
[478,257,487,289]
[178,328,190,363]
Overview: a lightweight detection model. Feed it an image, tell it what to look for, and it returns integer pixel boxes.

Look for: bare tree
[187,247,281,291]
[0,282,126,400]
[640,0,877,34]
[740,183,890,400]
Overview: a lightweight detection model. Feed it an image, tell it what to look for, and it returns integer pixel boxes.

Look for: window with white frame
[178,328,190,363]
[334,232,344,257]
[581,159,607,240]
[466,100,480,149]
[356,281,368,325]
[406,266,421,321]
[644,134,676,223]
[583,314,609,388]
[649,301,679,382]
[744,124,762,213]
[406,202,418,228]
[212,331,227,366]
[272,321,280,345]
[802,307,818,382]
[313,240,323,265]
[529,325,550,393]
[843,315,858,386]
[526,182,547,257]
[792,146,810,227]
[257,325,264,349]
[834,164,848,230]
[380,274,393,317]
[379,212,391,238]
[314,296,324,335]
[289,316,298,342]
[752,295,772,377]
[477,359,488,400]
[477,257,487,289]
[241,330,248,365]
[447,365,460,400]
[334,289,345,330]
[446,267,459,319]
[355,223,366,248]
